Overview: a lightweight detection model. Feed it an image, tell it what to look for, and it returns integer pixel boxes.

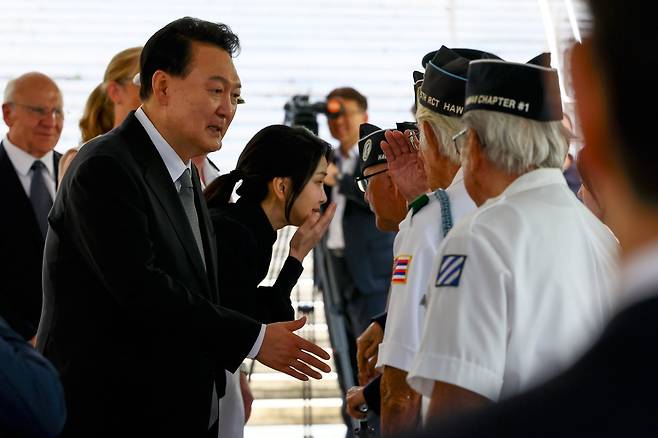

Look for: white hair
[415,104,463,165]
[3,78,16,104]
[462,110,570,174]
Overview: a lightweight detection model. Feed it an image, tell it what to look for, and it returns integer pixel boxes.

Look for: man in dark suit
[406,0,658,436]
[0,72,63,343]
[37,17,330,437]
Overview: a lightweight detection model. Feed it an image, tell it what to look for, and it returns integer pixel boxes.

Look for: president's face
[164,42,241,157]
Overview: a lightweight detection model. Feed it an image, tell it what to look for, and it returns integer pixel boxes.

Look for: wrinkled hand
[346,386,368,420]
[381,130,429,202]
[239,372,254,422]
[289,203,337,262]
[256,316,331,381]
[356,322,383,385]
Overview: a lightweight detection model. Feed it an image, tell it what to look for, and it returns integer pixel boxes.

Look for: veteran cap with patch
[413,70,424,108]
[418,46,501,117]
[463,56,563,121]
[358,123,388,176]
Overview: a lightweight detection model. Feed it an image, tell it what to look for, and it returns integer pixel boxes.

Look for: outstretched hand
[381,130,429,202]
[289,203,337,262]
[256,316,331,381]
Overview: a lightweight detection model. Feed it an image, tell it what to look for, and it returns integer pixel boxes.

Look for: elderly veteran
[406,57,619,421]
[374,46,499,436]
[344,122,408,429]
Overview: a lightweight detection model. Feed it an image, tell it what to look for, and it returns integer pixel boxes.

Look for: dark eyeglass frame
[355,168,388,193]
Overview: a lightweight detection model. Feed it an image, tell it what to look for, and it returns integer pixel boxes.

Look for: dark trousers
[327,250,385,437]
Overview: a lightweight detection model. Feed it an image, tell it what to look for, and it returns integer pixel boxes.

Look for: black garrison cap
[464,54,563,121]
[418,46,501,117]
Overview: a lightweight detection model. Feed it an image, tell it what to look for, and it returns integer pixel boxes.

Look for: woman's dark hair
[205,125,333,220]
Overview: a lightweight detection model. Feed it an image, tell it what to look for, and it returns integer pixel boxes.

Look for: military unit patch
[435,254,467,287]
[392,255,412,284]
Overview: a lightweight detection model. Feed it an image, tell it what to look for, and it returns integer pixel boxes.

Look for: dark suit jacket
[0,143,60,340]
[207,197,301,323]
[37,113,262,437]
[410,293,658,437]
[0,316,65,438]
[339,160,395,297]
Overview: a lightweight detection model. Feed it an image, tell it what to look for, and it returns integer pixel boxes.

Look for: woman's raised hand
[289,203,337,261]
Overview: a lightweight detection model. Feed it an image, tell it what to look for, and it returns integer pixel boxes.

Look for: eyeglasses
[9,102,64,120]
[451,128,469,157]
[452,127,486,157]
[355,168,388,193]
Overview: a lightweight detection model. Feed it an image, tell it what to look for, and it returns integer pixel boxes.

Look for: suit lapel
[53,151,61,191]
[0,142,42,244]
[119,115,210,292]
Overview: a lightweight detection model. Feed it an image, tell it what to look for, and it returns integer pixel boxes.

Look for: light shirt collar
[134,107,190,184]
[448,167,465,189]
[620,241,658,307]
[501,168,566,197]
[2,135,55,178]
[481,168,565,209]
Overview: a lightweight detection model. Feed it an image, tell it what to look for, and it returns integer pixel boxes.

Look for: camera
[283,95,343,135]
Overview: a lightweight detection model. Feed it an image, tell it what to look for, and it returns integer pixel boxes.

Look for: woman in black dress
[205,125,336,434]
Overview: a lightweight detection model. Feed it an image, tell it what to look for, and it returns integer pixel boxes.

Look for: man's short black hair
[139,17,240,100]
[326,87,368,111]
[587,0,658,204]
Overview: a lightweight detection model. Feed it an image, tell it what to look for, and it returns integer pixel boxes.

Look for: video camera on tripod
[283,94,344,135]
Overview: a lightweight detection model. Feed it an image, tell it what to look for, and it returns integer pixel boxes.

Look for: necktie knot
[178,168,193,190]
[31,160,46,172]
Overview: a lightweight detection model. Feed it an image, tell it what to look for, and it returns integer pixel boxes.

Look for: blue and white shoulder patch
[435,255,467,287]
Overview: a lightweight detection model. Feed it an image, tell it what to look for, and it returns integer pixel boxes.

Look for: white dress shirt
[134,107,266,359]
[377,169,475,373]
[2,135,56,199]
[326,145,359,250]
[620,242,658,308]
[407,168,619,402]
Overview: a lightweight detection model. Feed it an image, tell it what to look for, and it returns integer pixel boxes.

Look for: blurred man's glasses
[355,168,388,192]
[10,102,64,120]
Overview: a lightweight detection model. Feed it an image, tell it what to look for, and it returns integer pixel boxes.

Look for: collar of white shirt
[621,241,658,307]
[449,167,465,188]
[2,135,55,179]
[134,107,190,185]
[484,168,565,207]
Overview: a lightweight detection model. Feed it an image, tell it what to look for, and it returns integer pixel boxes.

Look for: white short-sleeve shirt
[407,168,619,402]
[377,168,475,373]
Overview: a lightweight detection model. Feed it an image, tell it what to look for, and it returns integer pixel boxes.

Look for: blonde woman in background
[58,47,141,182]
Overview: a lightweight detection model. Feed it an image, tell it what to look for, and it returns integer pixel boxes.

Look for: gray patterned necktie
[177,168,206,267]
[30,160,53,239]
